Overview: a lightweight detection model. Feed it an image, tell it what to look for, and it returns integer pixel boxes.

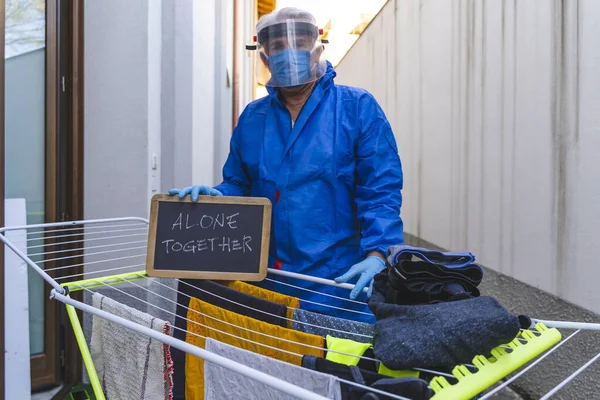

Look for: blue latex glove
[168,185,223,202]
[334,256,386,300]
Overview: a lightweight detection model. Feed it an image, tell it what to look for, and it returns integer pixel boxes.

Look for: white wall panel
[336,0,600,313]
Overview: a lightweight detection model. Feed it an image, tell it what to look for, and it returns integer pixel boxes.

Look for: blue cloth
[292,308,374,343]
[214,61,403,322]
[387,245,475,269]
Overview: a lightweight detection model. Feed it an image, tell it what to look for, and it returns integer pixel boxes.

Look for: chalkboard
[146,194,272,280]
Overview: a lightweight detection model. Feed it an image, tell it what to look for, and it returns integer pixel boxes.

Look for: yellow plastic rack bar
[430,323,562,400]
[63,270,147,292]
[62,270,147,400]
[66,300,105,400]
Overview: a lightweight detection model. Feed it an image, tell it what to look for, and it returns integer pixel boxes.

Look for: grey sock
[368,292,520,369]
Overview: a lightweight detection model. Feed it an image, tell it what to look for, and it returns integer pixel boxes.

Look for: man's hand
[334,254,386,299]
[168,185,223,202]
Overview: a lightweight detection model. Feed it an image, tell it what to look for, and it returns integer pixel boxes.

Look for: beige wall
[335,0,600,315]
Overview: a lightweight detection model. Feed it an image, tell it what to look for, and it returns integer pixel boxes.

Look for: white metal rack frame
[1,217,599,400]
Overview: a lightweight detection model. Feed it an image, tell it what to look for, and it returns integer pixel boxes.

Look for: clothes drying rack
[2,217,599,400]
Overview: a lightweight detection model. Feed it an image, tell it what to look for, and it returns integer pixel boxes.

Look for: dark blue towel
[385,260,484,305]
[391,259,483,285]
[387,245,475,268]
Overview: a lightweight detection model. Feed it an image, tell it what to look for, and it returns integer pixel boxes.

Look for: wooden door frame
[30,0,61,389]
[36,0,85,392]
[61,0,85,390]
[0,0,84,393]
[0,0,84,392]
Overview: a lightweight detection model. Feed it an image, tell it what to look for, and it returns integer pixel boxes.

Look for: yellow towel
[325,334,372,366]
[220,280,300,327]
[185,297,325,400]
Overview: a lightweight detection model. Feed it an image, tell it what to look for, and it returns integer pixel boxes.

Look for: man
[169,7,403,322]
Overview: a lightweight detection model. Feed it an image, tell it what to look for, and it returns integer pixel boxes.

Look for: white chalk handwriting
[161,236,252,254]
[171,212,240,231]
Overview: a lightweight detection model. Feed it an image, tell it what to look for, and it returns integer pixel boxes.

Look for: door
[3,0,83,391]
[5,0,59,388]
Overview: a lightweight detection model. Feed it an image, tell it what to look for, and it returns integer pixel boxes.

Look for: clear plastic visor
[255,20,326,88]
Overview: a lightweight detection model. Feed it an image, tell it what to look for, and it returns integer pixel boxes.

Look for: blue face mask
[268,48,313,87]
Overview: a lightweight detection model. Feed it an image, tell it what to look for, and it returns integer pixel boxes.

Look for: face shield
[252,9,327,88]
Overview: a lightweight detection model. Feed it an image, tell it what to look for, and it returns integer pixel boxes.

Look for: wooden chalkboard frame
[146,194,272,280]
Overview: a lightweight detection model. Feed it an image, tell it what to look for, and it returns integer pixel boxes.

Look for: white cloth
[90,293,174,400]
[204,338,342,400]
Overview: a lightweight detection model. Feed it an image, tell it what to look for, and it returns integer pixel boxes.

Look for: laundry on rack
[382,243,484,305]
[368,289,521,369]
[388,278,476,305]
[204,338,342,400]
[254,272,376,323]
[377,362,420,379]
[302,355,432,400]
[179,279,289,326]
[391,260,483,288]
[292,308,374,343]
[324,335,418,378]
[387,244,475,268]
[381,261,482,305]
[352,347,380,373]
[184,297,325,399]
[325,335,372,366]
[359,378,433,400]
[219,279,300,326]
[171,279,288,398]
[147,277,181,324]
[90,293,174,400]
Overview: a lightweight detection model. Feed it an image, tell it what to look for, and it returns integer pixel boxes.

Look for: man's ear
[260,52,269,68]
[311,44,324,61]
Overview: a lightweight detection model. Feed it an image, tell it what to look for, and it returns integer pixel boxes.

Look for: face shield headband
[257,21,319,45]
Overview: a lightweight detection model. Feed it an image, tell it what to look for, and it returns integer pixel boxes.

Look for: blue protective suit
[214,62,404,322]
